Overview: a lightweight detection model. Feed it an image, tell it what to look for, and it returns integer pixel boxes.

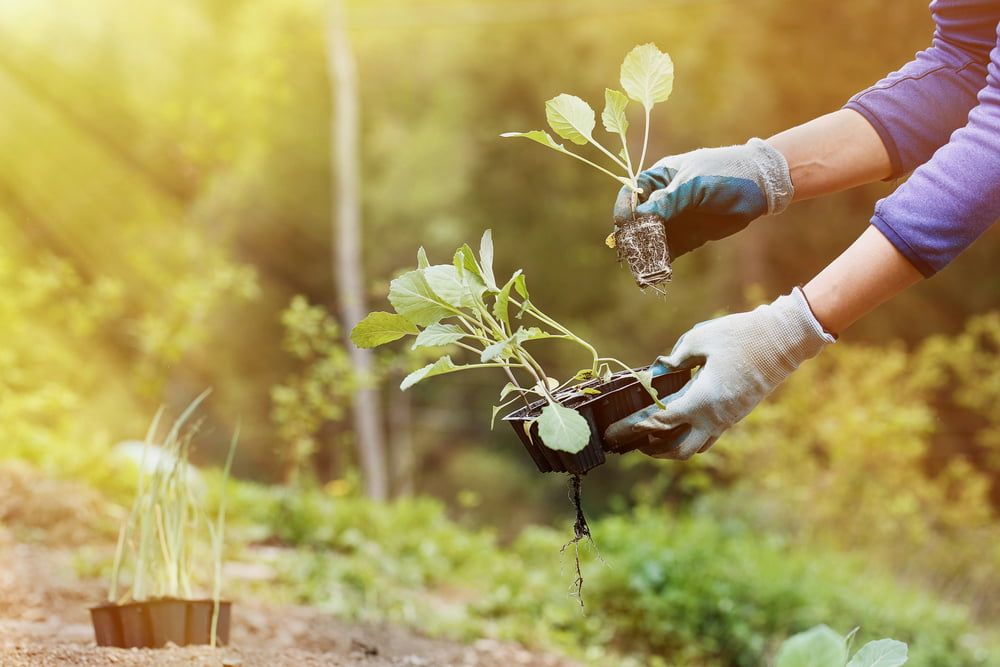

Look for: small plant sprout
[351,230,662,455]
[776,625,908,667]
[502,43,676,291]
[104,390,239,647]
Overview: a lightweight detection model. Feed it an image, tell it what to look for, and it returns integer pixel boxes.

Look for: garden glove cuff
[612,139,794,258]
[605,287,834,460]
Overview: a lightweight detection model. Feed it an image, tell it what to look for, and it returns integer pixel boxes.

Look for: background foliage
[0,0,998,665]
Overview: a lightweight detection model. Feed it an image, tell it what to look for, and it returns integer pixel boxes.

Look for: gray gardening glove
[605,288,834,459]
[613,139,794,258]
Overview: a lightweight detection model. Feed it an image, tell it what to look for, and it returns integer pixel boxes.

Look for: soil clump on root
[615,215,672,292]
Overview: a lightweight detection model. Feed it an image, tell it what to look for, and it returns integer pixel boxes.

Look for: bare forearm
[767,109,892,201]
[802,226,922,335]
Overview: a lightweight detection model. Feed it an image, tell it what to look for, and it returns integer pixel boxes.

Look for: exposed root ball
[614,215,672,291]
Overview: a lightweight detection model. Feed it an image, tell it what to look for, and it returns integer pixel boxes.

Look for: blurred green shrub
[213,477,996,667]
[270,295,357,483]
[704,313,1000,616]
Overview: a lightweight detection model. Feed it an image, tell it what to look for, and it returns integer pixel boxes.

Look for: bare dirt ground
[0,466,581,667]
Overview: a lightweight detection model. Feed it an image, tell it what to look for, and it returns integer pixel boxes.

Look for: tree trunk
[326,0,388,501]
[388,385,415,497]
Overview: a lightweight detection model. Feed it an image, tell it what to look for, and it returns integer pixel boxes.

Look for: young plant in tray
[93,391,239,649]
[502,43,676,290]
[351,230,663,456]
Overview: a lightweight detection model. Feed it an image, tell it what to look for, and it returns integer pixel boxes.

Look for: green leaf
[581,387,601,395]
[499,382,521,401]
[480,338,510,363]
[598,363,612,382]
[400,356,464,390]
[412,323,465,349]
[544,93,596,146]
[620,43,674,111]
[776,625,848,667]
[513,273,529,300]
[847,640,908,667]
[479,229,498,292]
[424,265,475,309]
[491,404,504,430]
[602,88,630,134]
[500,130,568,152]
[537,403,591,453]
[480,326,547,362]
[388,270,453,326]
[493,269,523,325]
[416,246,430,269]
[350,311,419,348]
[533,376,559,394]
[456,244,483,277]
[635,369,665,408]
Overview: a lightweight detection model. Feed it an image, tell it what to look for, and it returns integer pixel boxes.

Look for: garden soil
[0,467,580,667]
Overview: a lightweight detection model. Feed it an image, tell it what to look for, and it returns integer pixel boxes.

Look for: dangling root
[560,474,600,609]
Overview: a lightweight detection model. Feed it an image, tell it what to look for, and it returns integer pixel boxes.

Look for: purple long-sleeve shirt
[844,0,1000,276]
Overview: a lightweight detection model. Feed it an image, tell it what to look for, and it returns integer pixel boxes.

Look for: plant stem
[619,129,635,181]
[587,135,631,174]
[501,366,533,409]
[597,356,634,372]
[560,147,640,192]
[516,300,600,373]
[637,106,651,174]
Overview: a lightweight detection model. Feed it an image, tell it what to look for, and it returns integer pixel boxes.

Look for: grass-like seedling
[105,390,238,648]
[502,43,676,290]
[351,230,661,456]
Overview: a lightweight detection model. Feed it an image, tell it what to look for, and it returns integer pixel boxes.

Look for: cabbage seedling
[502,43,676,290]
[351,230,661,455]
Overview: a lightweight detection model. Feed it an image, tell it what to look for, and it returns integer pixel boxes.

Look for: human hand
[612,139,793,258]
[605,288,833,459]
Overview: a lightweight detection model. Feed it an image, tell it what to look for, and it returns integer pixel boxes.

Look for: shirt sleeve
[869,27,1000,276]
[845,40,988,177]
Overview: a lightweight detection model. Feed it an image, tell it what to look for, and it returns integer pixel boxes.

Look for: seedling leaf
[602,88,630,134]
[513,273,529,299]
[417,246,430,269]
[351,311,419,348]
[425,264,478,308]
[401,356,463,390]
[491,404,503,430]
[620,43,674,111]
[537,403,590,453]
[581,388,601,395]
[533,376,559,394]
[500,382,520,400]
[493,269,523,324]
[481,326,547,362]
[847,640,908,667]
[479,229,499,292]
[635,369,665,408]
[776,625,847,667]
[480,339,510,363]
[389,269,453,326]
[412,323,465,349]
[545,94,596,145]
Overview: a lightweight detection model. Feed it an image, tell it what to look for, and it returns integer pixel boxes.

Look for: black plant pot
[503,367,691,474]
[90,598,232,648]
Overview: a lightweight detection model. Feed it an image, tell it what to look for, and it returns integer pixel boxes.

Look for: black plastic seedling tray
[90,598,231,648]
[503,367,691,474]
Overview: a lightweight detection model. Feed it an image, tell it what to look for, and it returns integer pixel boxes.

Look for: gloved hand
[605,288,834,459]
[613,138,794,258]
